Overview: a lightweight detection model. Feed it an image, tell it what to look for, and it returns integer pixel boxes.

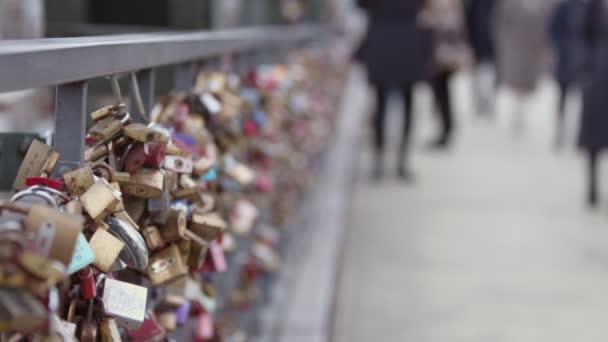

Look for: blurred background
[4,0,608,341]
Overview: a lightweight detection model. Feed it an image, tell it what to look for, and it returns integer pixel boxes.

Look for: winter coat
[420,0,471,73]
[464,0,497,62]
[355,0,433,87]
[578,0,608,150]
[494,0,555,93]
[549,0,587,89]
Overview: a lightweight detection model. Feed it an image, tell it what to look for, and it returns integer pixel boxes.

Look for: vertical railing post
[131,68,156,123]
[53,81,88,177]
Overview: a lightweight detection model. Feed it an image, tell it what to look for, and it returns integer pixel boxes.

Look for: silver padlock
[106,217,149,270]
[102,278,147,330]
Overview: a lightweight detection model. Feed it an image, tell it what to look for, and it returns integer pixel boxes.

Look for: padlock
[0,289,47,333]
[112,171,131,184]
[143,143,168,169]
[22,204,84,266]
[177,238,192,263]
[190,212,226,242]
[159,209,186,243]
[91,103,125,120]
[13,140,59,190]
[88,113,130,142]
[208,241,227,273]
[78,299,98,342]
[190,194,215,214]
[226,160,256,186]
[102,278,147,330]
[148,171,170,224]
[124,197,146,223]
[172,186,199,201]
[62,166,95,197]
[165,169,178,193]
[193,158,214,178]
[80,178,122,222]
[106,216,148,270]
[231,200,259,235]
[155,310,177,333]
[123,143,147,174]
[179,174,198,190]
[127,312,166,342]
[123,123,169,144]
[146,244,188,286]
[142,225,165,252]
[17,250,65,288]
[98,317,122,342]
[64,199,83,215]
[78,267,96,300]
[67,234,95,275]
[88,228,124,273]
[163,156,193,174]
[158,278,185,308]
[122,169,164,198]
[24,177,63,191]
[175,302,191,326]
[188,239,209,270]
[166,142,187,157]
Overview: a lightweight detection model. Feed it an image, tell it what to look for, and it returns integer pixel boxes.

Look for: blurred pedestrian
[578,0,608,207]
[494,0,554,131]
[549,0,588,147]
[465,0,498,116]
[420,0,471,148]
[355,0,432,180]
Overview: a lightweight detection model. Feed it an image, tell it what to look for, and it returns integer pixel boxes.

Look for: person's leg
[587,148,599,207]
[430,70,453,147]
[397,84,414,180]
[372,85,388,179]
[555,83,568,147]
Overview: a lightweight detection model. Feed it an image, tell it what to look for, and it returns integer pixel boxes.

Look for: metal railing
[0,24,321,176]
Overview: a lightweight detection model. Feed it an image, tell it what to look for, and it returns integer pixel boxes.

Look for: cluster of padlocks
[0,50,341,341]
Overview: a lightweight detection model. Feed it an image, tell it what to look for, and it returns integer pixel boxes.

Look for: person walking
[494,0,555,131]
[578,0,608,207]
[355,0,432,180]
[465,0,498,116]
[421,0,470,148]
[549,0,588,147]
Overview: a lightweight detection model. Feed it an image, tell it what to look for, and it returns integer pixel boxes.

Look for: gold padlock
[193,157,215,178]
[23,205,84,266]
[190,212,226,241]
[160,209,186,243]
[179,175,198,189]
[98,317,122,342]
[142,226,165,252]
[62,166,95,197]
[107,182,140,231]
[13,140,60,191]
[80,178,122,222]
[177,238,191,262]
[89,114,129,141]
[125,197,146,223]
[146,244,188,286]
[155,310,177,333]
[89,228,125,273]
[122,169,164,198]
[64,199,83,215]
[123,123,169,143]
[172,187,198,201]
[91,103,125,121]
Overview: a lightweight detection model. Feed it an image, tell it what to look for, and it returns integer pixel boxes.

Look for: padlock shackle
[91,163,114,183]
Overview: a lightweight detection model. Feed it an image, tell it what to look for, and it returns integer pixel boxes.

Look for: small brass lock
[146,244,188,286]
[80,178,122,222]
[88,228,125,273]
[123,123,169,143]
[62,166,95,197]
[190,212,226,242]
[89,113,130,141]
[122,169,164,198]
[12,140,59,191]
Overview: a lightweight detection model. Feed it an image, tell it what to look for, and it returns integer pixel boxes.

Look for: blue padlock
[67,233,96,275]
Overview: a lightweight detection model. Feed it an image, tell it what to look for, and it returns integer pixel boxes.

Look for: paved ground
[332,69,608,341]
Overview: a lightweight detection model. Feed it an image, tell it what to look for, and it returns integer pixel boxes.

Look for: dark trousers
[431,70,454,143]
[372,85,414,157]
[587,148,599,206]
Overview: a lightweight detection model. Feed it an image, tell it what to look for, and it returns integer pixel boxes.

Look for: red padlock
[255,174,273,193]
[125,143,148,174]
[243,119,258,137]
[78,267,96,300]
[143,143,167,168]
[25,177,63,190]
[128,312,166,342]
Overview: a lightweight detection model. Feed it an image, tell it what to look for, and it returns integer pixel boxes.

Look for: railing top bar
[0,24,321,93]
